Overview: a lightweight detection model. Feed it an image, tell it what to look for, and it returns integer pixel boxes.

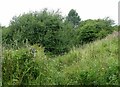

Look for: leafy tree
[77,18,114,44]
[4,9,72,55]
[66,9,81,28]
[2,8,115,55]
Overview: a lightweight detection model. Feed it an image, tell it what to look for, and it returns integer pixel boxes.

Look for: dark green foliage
[2,9,116,55]
[2,27,14,46]
[66,9,81,28]
[118,25,120,31]
[2,32,118,85]
[2,8,118,85]
[78,22,98,44]
[76,18,115,44]
[4,9,72,55]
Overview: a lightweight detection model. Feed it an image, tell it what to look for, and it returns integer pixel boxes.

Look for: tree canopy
[66,9,81,28]
[2,9,116,55]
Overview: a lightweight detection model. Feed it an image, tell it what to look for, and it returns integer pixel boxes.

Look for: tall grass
[2,32,119,85]
[48,32,118,85]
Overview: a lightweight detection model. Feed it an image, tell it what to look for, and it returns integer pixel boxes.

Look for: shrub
[2,45,48,85]
[3,9,73,55]
[76,18,114,44]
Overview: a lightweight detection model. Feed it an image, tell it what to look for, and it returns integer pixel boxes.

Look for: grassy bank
[2,32,119,85]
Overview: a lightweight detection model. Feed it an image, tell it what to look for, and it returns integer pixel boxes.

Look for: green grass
[2,32,119,85]
[49,31,118,85]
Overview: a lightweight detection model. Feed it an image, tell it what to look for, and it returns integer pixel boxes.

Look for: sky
[0,0,119,26]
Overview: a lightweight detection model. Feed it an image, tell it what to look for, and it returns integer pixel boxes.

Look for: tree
[4,9,72,55]
[76,18,115,44]
[66,9,81,28]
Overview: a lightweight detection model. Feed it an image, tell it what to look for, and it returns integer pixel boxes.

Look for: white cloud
[0,0,119,26]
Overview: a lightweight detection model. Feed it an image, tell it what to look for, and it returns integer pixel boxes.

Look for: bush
[3,9,73,55]
[78,26,98,44]
[2,9,115,55]
[2,31,118,85]
[76,18,114,44]
[2,45,48,85]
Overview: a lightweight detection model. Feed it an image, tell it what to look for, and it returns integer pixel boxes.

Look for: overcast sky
[0,0,119,26]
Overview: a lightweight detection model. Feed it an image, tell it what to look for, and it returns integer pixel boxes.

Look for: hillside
[48,31,118,85]
[3,31,119,85]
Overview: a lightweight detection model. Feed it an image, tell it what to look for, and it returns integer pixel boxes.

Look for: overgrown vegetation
[2,9,116,55]
[1,9,119,85]
[2,31,118,85]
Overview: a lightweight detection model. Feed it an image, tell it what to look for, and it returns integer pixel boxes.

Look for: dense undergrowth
[1,9,119,85]
[2,10,116,55]
[2,31,119,85]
